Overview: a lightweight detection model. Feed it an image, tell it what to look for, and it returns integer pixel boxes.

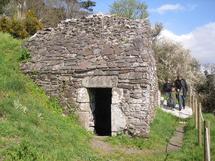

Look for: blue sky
[94,0,215,34]
[94,0,215,64]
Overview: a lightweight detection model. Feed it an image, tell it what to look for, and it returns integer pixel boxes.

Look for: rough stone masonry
[21,14,158,136]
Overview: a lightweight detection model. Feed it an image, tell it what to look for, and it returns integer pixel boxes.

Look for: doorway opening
[89,88,112,136]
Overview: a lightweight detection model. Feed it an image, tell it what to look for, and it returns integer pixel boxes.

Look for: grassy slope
[0,33,102,161]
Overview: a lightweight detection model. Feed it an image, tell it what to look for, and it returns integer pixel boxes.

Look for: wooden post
[193,97,196,127]
[208,121,211,149]
[204,121,211,161]
[195,99,198,129]
[208,122,211,161]
[198,103,202,146]
[204,120,207,161]
[189,89,192,108]
[192,95,195,112]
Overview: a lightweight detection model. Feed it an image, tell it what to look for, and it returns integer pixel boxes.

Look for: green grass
[0,32,102,161]
[204,114,215,160]
[106,109,179,150]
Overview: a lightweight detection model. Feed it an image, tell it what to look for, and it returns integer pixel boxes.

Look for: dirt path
[91,123,186,156]
[167,122,186,152]
[91,105,189,156]
[91,136,164,155]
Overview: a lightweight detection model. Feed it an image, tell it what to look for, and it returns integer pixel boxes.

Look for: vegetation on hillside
[0,0,96,27]
[0,0,96,38]
[0,10,43,39]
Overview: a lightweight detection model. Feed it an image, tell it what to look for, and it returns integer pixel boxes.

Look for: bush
[11,18,29,39]
[24,10,43,36]
[19,48,31,61]
[0,10,43,39]
[0,16,12,33]
[196,74,215,113]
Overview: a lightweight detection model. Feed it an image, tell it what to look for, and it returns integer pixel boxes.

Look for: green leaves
[110,0,148,19]
[0,10,43,39]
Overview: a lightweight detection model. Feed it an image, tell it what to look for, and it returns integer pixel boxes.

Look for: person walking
[163,78,173,108]
[174,75,188,111]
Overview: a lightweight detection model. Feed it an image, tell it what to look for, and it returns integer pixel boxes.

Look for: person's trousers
[178,95,186,110]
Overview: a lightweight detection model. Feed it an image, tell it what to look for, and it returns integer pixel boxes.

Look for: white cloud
[151,4,184,14]
[160,23,215,64]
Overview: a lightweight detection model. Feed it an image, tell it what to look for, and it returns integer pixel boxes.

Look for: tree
[152,23,163,40]
[3,0,27,19]
[110,0,148,19]
[80,0,96,12]
[0,0,10,14]
[196,73,215,113]
[203,63,215,74]
[153,38,203,89]
[1,0,96,27]
[24,10,43,35]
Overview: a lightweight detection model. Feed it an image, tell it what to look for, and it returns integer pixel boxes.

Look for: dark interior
[90,88,112,136]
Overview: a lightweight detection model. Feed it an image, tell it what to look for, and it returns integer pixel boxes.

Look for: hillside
[0,32,214,161]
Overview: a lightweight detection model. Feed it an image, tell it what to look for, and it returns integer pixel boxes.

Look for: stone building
[21,14,158,136]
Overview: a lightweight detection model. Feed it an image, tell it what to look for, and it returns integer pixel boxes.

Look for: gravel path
[161,106,193,119]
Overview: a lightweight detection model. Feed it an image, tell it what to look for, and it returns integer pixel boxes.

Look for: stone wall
[21,14,158,136]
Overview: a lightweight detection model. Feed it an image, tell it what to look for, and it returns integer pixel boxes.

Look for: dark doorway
[89,88,112,136]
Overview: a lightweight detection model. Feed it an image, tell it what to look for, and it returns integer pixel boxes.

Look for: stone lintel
[82,76,118,88]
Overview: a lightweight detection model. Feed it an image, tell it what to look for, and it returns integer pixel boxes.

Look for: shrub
[0,10,43,39]
[19,48,31,61]
[24,10,43,36]
[10,18,29,39]
[0,16,12,33]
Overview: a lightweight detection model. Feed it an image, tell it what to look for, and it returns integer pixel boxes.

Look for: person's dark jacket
[163,82,172,93]
[175,79,188,96]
